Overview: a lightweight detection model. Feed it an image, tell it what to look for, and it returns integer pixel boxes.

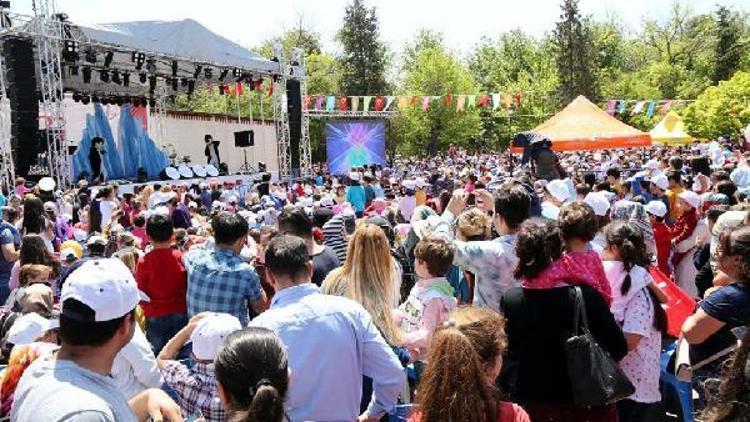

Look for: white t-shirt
[11,354,137,422]
[111,326,163,399]
[618,289,662,404]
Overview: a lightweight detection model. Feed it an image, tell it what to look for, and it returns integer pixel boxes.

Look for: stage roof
[650,111,693,145]
[532,95,652,151]
[75,19,280,73]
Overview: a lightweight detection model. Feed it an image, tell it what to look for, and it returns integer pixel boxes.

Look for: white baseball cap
[61,259,149,322]
[349,172,360,181]
[189,313,242,361]
[679,191,701,210]
[546,179,572,203]
[651,174,669,191]
[644,159,659,170]
[645,201,668,218]
[7,313,59,345]
[403,180,416,190]
[38,177,56,192]
[584,192,611,217]
[320,195,334,207]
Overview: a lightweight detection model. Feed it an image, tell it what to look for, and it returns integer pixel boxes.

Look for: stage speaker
[3,38,40,177]
[234,130,254,147]
[286,80,302,175]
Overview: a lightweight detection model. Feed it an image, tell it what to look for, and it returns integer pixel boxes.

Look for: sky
[11,0,750,55]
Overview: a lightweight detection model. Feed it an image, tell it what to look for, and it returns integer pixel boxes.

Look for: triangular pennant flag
[617,100,627,115]
[253,79,263,91]
[630,101,646,115]
[398,96,409,110]
[503,93,512,110]
[422,96,430,111]
[478,94,489,108]
[384,96,395,111]
[659,100,673,115]
[409,96,418,106]
[351,96,360,112]
[315,96,324,110]
[325,95,335,111]
[646,101,656,118]
[303,95,311,110]
[606,100,617,116]
[236,82,244,96]
[229,84,236,96]
[338,96,348,111]
[456,95,466,112]
[514,91,522,107]
[444,93,453,107]
[375,96,385,111]
[267,82,274,97]
[467,95,476,108]
[363,96,373,111]
[492,93,501,110]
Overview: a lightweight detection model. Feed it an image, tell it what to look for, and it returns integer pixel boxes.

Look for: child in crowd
[671,191,700,250]
[645,201,672,276]
[135,214,188,355]
[157,313,242,422]
[523,201,613,304]
[394,237,457,360]
[131,214,149,249]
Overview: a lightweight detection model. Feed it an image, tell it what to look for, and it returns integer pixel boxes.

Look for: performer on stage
[88,137,106,183]
[204,134,221,167]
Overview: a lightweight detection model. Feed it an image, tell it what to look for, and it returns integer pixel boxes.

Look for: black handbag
[565,286,635,407]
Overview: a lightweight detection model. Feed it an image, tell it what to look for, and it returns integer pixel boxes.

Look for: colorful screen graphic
[326,121,386,174]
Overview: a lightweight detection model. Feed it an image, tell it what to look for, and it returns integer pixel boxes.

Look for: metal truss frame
[271,43,291,180]
[0,51,15,192]
[293,48,312,177]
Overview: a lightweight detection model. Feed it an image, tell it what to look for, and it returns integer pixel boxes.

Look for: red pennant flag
[478,94,490,107]
[514,91,522,107]
[444,94,453,107]
[267,82,274,97]
[374,96,385,111]
[224,84,232,95]
[338,96,348,111]
[253,79,263,91]
[303,95,311,110]
[236,82,244,96]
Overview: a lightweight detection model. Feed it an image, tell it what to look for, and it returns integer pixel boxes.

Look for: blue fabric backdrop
[72,103,125,181]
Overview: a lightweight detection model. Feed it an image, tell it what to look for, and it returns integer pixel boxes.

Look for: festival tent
[529,95,652,151]
[650,111,693,145]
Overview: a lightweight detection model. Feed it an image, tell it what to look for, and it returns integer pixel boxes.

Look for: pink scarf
[522,251,613,305]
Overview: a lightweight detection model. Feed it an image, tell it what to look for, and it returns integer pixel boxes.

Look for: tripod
[238,148,256,174]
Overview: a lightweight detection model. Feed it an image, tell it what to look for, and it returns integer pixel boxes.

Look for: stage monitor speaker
[3,38,39,177]
[234,130,254,147]
[286,80,302,176]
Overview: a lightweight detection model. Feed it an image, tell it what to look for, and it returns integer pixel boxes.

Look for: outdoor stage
[115,171,279,195]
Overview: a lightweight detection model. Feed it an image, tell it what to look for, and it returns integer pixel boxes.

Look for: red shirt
[132,227,149,248]
[136,248,187,317]
[653,222,673,275]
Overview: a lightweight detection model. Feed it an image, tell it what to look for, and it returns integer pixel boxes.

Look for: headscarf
[611,200,656,254]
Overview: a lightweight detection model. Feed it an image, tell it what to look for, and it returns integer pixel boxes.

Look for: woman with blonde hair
[409,307,530,422]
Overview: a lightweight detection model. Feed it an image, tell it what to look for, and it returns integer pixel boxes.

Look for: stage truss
[0,52,15,193]
[0,0,309,185]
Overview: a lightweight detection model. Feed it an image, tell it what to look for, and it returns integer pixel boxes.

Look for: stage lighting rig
[111,70,121,85]
[139,72,147,83]
[187,80,195,96]
[148,76,157,93]
[69,65,78,76]
[104,51,114,67]
[132,52,146,70]
[82,67,92,83]
[171,60,178,77]
[81,95,90,105]
[92,95,100,103]
[62,40,79,62]
[72,92,82,102]
[193,65,202,79]
[232,68,242,78]
[146,59,157,74]
[100,96,109,105]
[180,77,188,87]
[171,78,178,91]
[148,98,156,108]
[204,67,213,79]
[99,70,110,83]
[84,49,97,63]
[123,73,130,87]
[219,68,228,82]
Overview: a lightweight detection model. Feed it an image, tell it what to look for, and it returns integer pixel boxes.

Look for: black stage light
[62,40,79,62]
[81,95,90,105]
[171,60,178,76]
[69,65,78,76]
[123,96,131,104]
[187,80,195,96]
[100,96,109,105]
[140,96,148,106]
[218,84,225,95]
[204,67,213,79]
[111,70,121,85]
[180,77,188,87]
[91,95,100,103]
[85,49,97,63]
[219,68,228,81]
[193,65,202,79]
[99,69,109,82]
[132,52,146,70]
[148,98,156,108]
[104,51,114,67]
[82,67,92,83]
[232,68,242,78]
[114,96,123,106]
[132,97,140,107]
[122,72,130,87]
[171,78,178,91]
[139,72,147,83]
[72,92,82,102]
[148,76,156,93]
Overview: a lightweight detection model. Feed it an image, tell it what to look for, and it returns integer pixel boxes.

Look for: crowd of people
[0,138,747,421]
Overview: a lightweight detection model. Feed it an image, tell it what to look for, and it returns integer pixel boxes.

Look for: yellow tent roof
[650,111,693,145]
[530,96,652,151]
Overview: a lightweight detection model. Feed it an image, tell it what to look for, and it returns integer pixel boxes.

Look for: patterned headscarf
[610,200,655,251]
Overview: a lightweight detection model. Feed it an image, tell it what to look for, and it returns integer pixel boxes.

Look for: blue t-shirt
[700,283,750,328]
[0,221,20,283]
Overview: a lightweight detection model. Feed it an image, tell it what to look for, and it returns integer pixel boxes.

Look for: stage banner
[326,120,386,175]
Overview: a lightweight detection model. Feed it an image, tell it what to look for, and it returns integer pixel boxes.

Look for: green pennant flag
[363,96,373,111]
[467,95,476,108]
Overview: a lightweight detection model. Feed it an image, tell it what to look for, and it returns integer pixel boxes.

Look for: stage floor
[116,171,279,195]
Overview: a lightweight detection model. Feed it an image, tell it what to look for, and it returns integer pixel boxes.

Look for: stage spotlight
[99,69,109,83]
[187,80,195,96]
[140,96,148,106]
[171,60,178,76]
[81,95,90,105]
[171,78,178,91]
[72,92,82,102]
[114,96,123,106]
[100,96,109,105]
[139,72,147,83]
[258,161,267,172]
[62,40,79,62]
[204,67,213,79]
[123,96,131,104]
[218,84,225,95]
[148,76,156,93]
[84,49,97,63]
[132,97,141,107]
[104,51,113,67]
[111,70,121,85]
[232,68,242,78]
[148,98,156,108]
[180,77,188,87]
[82,67,92,83]
[69,65,79,76]
[193,65,202,79]
[92,95,100,103]
[122,72,130,87]
[219,68,228,81]
[132,52,146,70]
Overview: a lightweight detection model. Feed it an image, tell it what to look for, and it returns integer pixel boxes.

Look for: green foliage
[553,0,600,102]
[338,0,388,95]
[714,6,744,83]
[391,36,480,155]
[683,71,750,139]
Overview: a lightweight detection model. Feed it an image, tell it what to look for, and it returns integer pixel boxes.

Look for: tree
[714,6,743,82]
[392,34,480,155]
[552,0,600,102]
[256,21,322,58]
[683,71,750,139]
[338,0,388,95]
